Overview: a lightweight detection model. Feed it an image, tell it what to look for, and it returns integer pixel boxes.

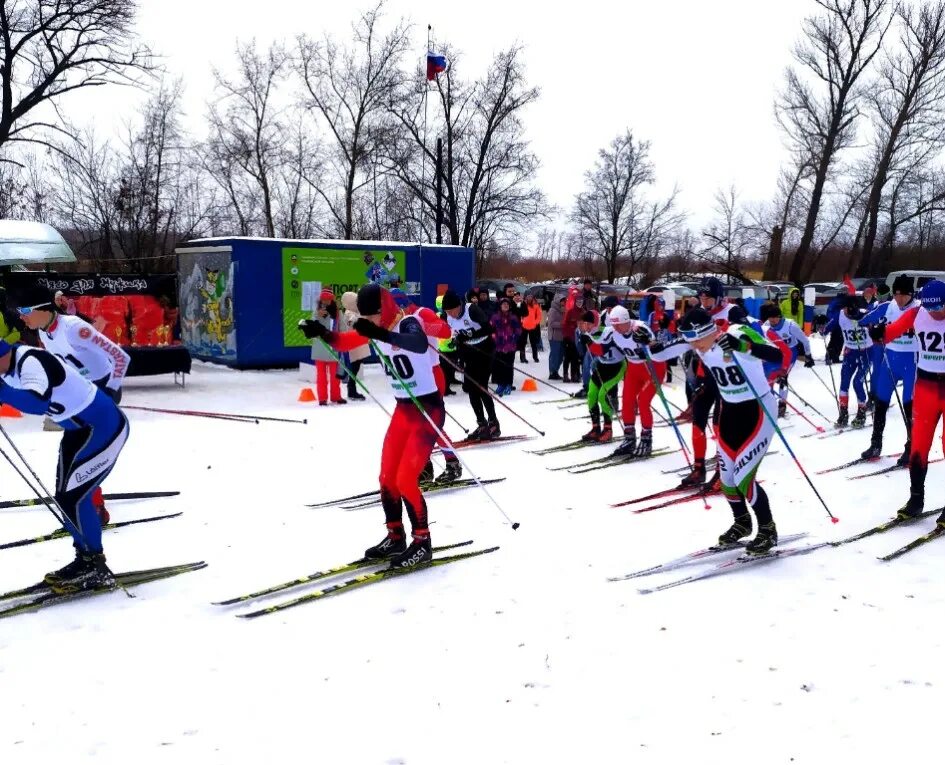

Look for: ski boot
[365,523,407,560]
[860,441,882,460]
[680,458,707,488]
[896,443,911,467]
[851,406,867,428]
[611,429,637,457]
[348,390,366,401]
[390,531,433,569]
[582,424,602,442]
[487,419,501,440]
[835,409,849,428]
[777,399,787,419]
[420,460,435,484]
[745,522,779,555]
[717,518,752,547]
[596,419,613,443]
[635,428,652,457]
[435,457,463,485]
[44,549,113,594]
[468,422,488,441]
[896,492,925,520]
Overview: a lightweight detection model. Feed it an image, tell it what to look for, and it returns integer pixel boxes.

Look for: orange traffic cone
[0,403,22,418]
[521,378,538,392]
[298,387,316,403]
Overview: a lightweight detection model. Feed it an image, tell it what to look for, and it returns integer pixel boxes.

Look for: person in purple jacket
[490,298,522,396]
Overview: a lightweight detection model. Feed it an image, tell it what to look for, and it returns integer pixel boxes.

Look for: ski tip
[637,588,653,595]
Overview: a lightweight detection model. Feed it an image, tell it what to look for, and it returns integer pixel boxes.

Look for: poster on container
[282,247,406,347]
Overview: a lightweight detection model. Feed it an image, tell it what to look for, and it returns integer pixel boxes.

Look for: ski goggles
[16,302,53,316]
[679,323,717,342]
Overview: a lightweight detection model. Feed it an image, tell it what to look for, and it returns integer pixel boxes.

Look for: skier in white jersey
[15,287,130,401]
[635,308,787,554]
[15,287,130,524]
[299,284,449,568]
[0,340,129,592]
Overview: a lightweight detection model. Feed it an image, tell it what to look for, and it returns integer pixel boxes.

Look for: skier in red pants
[869,279,945,522]
[299,284,449,568]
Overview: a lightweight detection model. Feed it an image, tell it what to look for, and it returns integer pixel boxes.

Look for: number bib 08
[699,343,771,404]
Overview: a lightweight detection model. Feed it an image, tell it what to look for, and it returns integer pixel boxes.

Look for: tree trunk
[761,225,783,280]
[788,146,833,284]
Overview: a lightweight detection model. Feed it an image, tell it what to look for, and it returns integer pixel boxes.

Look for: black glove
[717,332,746,354]
[353,318,387,341]
[298,319,327,340]
[646,342,664,356]
[631,327,651,345]
[868,324,885,343]
[803,356,815,368]
[454,329,473,344]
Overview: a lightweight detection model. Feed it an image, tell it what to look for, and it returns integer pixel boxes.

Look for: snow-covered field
[0,342,943,765]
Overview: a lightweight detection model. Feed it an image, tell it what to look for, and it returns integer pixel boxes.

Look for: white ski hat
[607,305,630,325]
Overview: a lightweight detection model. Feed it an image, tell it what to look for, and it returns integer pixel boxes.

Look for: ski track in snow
[0,351,943,764]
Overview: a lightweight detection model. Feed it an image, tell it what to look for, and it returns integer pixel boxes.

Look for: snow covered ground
[0,341,943,765]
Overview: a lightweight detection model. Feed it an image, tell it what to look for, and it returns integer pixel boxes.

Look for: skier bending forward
[635,308,786,554]
[299,284,451,569]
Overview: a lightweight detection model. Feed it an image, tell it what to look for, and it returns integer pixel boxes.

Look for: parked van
[886,270,945,294]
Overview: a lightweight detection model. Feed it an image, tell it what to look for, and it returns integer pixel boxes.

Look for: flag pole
[422,24,432,232]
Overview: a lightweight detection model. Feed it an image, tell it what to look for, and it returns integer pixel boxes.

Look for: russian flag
[426,52,447,81]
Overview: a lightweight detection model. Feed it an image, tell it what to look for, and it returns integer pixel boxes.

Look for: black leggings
[562,339,580,379]
[493,351,515,385]
[461,343,498,424]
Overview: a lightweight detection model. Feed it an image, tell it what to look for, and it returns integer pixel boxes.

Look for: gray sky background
[89,0,816,230]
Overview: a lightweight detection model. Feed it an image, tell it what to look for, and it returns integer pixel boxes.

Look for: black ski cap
[441,290,462,310]
[727,305,749,325]
[357,283,383,315]
[892,274,913,295]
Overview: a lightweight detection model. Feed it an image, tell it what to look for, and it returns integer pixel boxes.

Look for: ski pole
[729,355,838,523]
[0,426,133,597]
[436,349,546,436]
[881,348,908,429]
[370,340,520,530]
[642,352,692,461]
[786,382,833,425]
[122,405,307,425]
[462,341,572,396]
[783,399,826,434]
[316,339,391,417]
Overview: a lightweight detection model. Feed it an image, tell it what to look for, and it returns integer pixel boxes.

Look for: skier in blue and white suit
[0,340,129,593]
[859,274,919,463]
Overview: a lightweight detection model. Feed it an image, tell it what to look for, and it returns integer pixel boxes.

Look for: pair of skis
[308,478,506,510]
[434,434,532,453]
[0,490,179,510]
[547,447,675,475]
[0,513,182,551]
[613,507,945,593]
[213,541,499,618]
[0,562,206,618]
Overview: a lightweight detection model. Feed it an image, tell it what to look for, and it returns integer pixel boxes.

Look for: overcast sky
[98,0,817,230]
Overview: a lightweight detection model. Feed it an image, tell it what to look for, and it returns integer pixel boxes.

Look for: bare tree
[204,40,289,237]
[699,187,766,283]
[777,0,892,283]
[0,1,154,152]
[571,129,680,284]
[297,2,410,240]
[853,1,945,274]
[387,45,548,260]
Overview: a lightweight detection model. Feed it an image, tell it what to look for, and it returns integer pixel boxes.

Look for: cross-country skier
[603,305,665,457]
[0,340,129,592]
[299,284,450,568]
[760,303,814,418]
[578,309,624,444]
[869,279,945,522]
[441,290,501,440]
[637,308,786,553]
[822,295,871,427]
[14,287,131,525]
[859,275,918,464]
[697,277,735,326]
[390,288,462,485]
